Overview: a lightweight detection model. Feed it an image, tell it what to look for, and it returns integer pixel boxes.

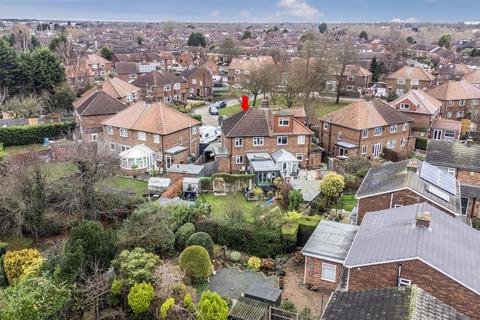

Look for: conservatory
[271,149,300,178]
[119,144,156,171]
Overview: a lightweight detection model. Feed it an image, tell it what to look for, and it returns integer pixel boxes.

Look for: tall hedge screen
[0,122,75,146]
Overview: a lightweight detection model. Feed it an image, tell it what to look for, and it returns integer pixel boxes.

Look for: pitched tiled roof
[386,66,435,81]
[115,62,138,75]
[344,203,480,294]
[426,80,480,101]
[102,77,140,99]
[73,89,127,116]
[390,90,442,115]
[437,63,472,77]
[355,159,462,215]
[463,69,480,84]
[228,56,274,70]
[343,64,372,77]
[426,140,480,171]
[132,70,185,87]
[322,286,469,320]
[319,99,413,130]
[86,54,110,65]
[101,101,200,135]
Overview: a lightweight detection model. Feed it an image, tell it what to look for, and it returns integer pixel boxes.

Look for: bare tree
[240,62,276,106]
[333,34,358,104]
[382,27,408,75]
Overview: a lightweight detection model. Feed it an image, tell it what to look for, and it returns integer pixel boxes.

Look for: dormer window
[279,117,290,127]
[400,103,410,110]
[347,75,355,81]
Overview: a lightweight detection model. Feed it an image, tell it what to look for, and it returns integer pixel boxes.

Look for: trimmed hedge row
[296,216,322,246]
[415,137,427,151]
[0,122,75,147]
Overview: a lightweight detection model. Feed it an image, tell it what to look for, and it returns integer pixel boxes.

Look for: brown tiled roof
[228,56,274,70]
[437,63,472,77]
[102,77,140,99]
[115,62,138,75]
[426,80,480,101]
[344,64,372,77]
[432,118,462,131]
[132,70,185,87]
[320,99,413,130]
[74,89,127,116]
[101,101,200,135]
[86,54,110,65]
[390,89,442,115]
[386,66,435,81]
[463,69,480,84]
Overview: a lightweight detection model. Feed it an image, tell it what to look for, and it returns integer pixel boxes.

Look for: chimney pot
[416,211,431,228]
[406,160,418,173]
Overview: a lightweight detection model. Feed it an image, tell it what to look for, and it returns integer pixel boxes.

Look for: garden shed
[245,283,282,305]
[147,177,171,194]
[228,297,268,320]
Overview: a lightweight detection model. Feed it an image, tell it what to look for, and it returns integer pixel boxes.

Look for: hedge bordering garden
[0,122,75,147]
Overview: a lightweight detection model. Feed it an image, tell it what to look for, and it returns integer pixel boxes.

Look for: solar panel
[428,185,450,202]
[420,162,457,195]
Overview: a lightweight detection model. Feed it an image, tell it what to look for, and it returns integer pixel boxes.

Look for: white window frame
[137,131,146,141]
[397,78,405,85]
[153,134,160,144]
[109,143,115,151]
[120,128,128,137]
[323,122,329,130]
[400,103,410,110]
[235,155,244,164]
[403,123,409,131]
[390,125,398,133]
[253,137,264,146]
[338,132,342,141]
[297,135,305,145]
[447,101,454,107]
[400,138,406,147]
[444,130,455,139]
[277,136,288,145]
[107,126,113,135]
[234,69,241,75]
[163,84,171,92]
[447,112,452,118]
[279,117,290,127]
[173,82,181,90]
[447,168,456,176]
[398,278,412,287]
[374,127,382,136]
[347,75,355,81]
[346,85,354,91]
[178,136,183,145]
[411,79,419,86]
[192,79,197,85]
[456,111,465,118]
[191,126,197,134]
[362,129,368,138]
[234,138,243,147]
[296,153,304,161]
[459,99,466,107]
[387,140,396,149]
[361,145,368,155]
[321,262,337,283]
[91,133,98,141]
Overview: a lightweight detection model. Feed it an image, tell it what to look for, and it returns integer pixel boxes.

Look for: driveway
[192,98,240,127]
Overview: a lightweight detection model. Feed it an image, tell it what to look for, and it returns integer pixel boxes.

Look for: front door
[372,143,381,158]
[433,129,442,140]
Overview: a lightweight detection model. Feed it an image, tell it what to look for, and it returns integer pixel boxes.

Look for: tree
[112,248,160,286]
[197,290,229,320]
[0,39,20,96]
[438,34,452,48]
[187,32,206,47]
[240,62,277,106]
[320,173,345,206]
[175,222,196,250]
[136,35,144,45]
[406,36,415,45]
[30,35,40,49]
[318,23,327,34]
[282,61,306,108]
[288,189,304,211]
[242,29,252,40]
[3,249,43,285]
[0,275,71,320]
[29,47,65,93]
[386,91,398,102]
[219,37,239,63]
[369,56,381,83]
[333,34,358,104]
[186,232,214,257]
[179,246,212,282]
[100,45,113,61]
[382,27,408,74]
[128,282,155,314]
[43,82,75,113]
[359,31,368,41]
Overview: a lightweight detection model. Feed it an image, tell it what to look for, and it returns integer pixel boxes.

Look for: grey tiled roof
[322,286,469,320]
[302,220,359,262]
[426,140,480,171]
[355,159,462,215]
[221,107,271,137]
[344,203,480,295]
[460,184,480,199]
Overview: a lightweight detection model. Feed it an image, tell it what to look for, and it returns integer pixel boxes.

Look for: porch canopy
[119,144,156,170]
[246,153,280,186]
[335,141,358,149]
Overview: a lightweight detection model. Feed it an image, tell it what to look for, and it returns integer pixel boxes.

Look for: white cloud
[391,17,419,23]
[276,0,322,20]
[209,10,221,17]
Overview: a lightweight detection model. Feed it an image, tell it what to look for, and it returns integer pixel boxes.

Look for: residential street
[192,98,240,127]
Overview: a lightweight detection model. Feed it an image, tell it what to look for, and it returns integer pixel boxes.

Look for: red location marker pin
[241,96,249,112]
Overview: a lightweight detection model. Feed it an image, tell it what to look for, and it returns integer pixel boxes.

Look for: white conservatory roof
[271,149,298,163]
[119,144,155,158]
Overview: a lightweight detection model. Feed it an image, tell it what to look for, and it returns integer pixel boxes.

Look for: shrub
[111,279,124,295]
[3,249,43,285]
[297,216,322,246]
[186,232,214,257]
[0,122,75,147]
[179,246,212,282]
[320,173,345,205]
[247,256,261,271]
[128,282,155,314]
[281,221,299,252]
[229,251,241,262]
[0,255,7,287]
[112,248,160,286]
[183,293,196,313]
[415,137,427,150]
[288,189,303,211]
[0,276,71,320]
[197,290,229,320]
[473,217,480,230]
[175,223,196,250]
[159,297,175,319]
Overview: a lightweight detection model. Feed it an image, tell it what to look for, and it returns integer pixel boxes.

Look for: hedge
[211,173,255,184]
[0,122,75,147]
[296,216,322,246]
[415,137,427,151]
[281,222,299,252]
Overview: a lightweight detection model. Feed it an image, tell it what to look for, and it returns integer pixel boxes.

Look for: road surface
[191,98,241,127]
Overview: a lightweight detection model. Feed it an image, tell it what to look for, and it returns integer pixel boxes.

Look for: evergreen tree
[0,39,20,93]
[369,56,381,82]
[29,47,65,93]
[359,31,368,40]
[187,32,206,47]
[100,45,113,61]
[318,23,327,34]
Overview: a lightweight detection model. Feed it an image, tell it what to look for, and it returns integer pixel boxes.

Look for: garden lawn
[312,98,352,117]
[201,193,259,221]
[337,193,357,212]
[99,177,147,198]
[2,143,47,156]
[44,161,78,181]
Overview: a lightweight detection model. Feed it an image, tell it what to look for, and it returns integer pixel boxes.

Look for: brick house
[101,77,140,105]
[181,66,213,99]
[101,101,200,171]
[355,158,464,224]
[463,69,480,88]
[303,203,480,319]
[214,102,315,178]
[317,99,413,159]
[227,56,274,83]
[389,89,442,139]
[385,66,435,96]
[132,70,187,104]
[426,140,480,217]
[426,79,480,122]
[327,64,372,97]
[436,63,473,82]
[115,62,139,82]
[430,118,463,141]
[73,87,127,143]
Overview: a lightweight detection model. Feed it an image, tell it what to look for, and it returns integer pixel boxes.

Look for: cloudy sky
[0,0,479,23]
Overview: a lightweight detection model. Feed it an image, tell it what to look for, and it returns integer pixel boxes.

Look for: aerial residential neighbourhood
[1,1,480,319]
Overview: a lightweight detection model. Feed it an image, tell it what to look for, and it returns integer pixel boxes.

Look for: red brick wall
[273,115,294,133]
[457,169,480,186]
[304,256,343,292]
[348,259,480,319]
[393,98,417,111]
[438,99,478,122]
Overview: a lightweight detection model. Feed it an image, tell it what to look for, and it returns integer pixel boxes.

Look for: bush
[197,290,229,320]
[472,217,480,230]
[128,282,155,314]
[3,249,43,285]
[111,279,124,295]
[288,189,304,211]
[297,216,322,246]
[0,276,71,320]
[179,246,212,282]
[281,221,299,252]
[186,232,214,257]
[320,173,345,204]
[159,297,175,319]
[112,248,160,286]
[0,122,75,147]
[247,256,261,271]
[175,223,196,250]
[0,255,7,287]
[183,293,196,313]
[229,251,241,262]
[415,137,427,150]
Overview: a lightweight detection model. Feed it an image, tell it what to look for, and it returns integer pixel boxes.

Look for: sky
[0,0,479,23]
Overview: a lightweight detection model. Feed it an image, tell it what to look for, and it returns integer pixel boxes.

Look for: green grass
[3,144,47,156]
[0,234,35,250]
[337,193,357,212]
[44,162,78,181]
[312,98,352,117]
[99,177,147,198]
[202,193,260,221]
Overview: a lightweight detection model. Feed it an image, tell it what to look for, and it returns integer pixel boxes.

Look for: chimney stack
[416,211,431,228]
[261,99,270,108]
[406,160,418,173]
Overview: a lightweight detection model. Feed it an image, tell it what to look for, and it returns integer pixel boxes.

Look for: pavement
[192,98,240,127]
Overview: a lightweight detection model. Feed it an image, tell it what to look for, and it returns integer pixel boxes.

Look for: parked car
[200,125,220,144]
[209,106,219,115]
[216,101,227,109]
